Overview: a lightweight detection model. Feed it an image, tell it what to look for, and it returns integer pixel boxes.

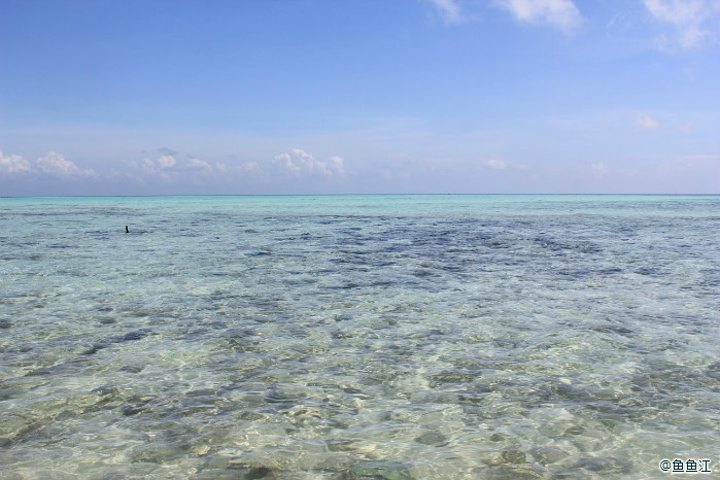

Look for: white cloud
[275,152,301,174]
[485,159,508,170]
[0,150,33,174]
[426,0,463,24]
[142,154,178,177]
[274,149,346,177]
[134,152,264,183]
[642,0,719,49]
[634,112,659,129]
[142,158,157,174]
[35,151,98,178]
[495,0,583,33]
[1,149,98,178]
[186,158,213,172]
[156,155,176,169]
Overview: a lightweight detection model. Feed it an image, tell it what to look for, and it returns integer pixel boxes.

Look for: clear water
[1,195,718,479]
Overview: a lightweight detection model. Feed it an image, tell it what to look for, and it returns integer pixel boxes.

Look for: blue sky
[1,0,718,195]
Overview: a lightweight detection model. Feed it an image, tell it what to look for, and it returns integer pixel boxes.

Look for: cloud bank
[0,150,33,174]
[274,149,346,178]
[1,145,717,195]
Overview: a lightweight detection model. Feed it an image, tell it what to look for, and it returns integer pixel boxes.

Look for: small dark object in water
[126,226,129,234]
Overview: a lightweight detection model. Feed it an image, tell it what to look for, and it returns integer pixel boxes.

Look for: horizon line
[2,192,719,199]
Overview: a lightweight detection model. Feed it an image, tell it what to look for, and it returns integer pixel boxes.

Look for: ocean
[1,195,718,479]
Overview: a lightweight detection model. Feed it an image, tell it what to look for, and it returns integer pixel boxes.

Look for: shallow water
[1,195,718,479]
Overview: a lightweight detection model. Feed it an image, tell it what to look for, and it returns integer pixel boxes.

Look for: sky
[1,0,719,196]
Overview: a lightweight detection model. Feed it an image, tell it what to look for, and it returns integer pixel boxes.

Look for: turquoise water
[1,195,718,479]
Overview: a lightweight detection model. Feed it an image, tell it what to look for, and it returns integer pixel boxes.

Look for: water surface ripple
[1,195,718,479]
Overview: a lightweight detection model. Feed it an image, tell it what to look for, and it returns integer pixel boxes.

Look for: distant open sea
[1,195,718,479]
